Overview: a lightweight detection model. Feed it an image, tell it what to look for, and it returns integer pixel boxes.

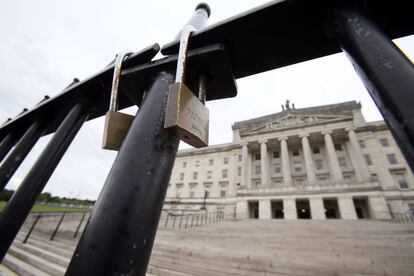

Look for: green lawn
[0,201,90,213]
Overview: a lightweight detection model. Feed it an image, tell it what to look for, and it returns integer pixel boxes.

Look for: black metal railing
[19,211,91,244]
[161,210,236,229]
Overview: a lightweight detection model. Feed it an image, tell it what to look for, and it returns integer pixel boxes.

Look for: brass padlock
[164,25,209,148]
[102,51,135,151]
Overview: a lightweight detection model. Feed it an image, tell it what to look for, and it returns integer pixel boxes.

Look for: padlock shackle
[110,51,132,112]
[175,25,197,83]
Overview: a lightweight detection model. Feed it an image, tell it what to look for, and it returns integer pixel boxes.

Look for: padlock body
[102,111,134,151]
[164,82,209,148]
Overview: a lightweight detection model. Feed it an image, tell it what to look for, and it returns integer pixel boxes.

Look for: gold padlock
[164,25,209,148]
[102,51,135,151]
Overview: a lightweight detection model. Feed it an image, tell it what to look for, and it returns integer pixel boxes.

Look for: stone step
[0,264,18,276]
[12,242,70,268]
[7,246,65,276]
[14,235,74,259]
[1,254,51,276]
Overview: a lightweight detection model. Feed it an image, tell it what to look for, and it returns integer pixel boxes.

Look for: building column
[259,199,271,219]
[241,143,249,188]
[259,140,270,187]
[279,137,292,186]
[338,196,358,219]
[283,198,297,219]
[309,198,326,219]
[300,133,316,185]
[346,128,371,182]
[236,201,248,219]
[322,130,343,182]
[369,196,391,219]
[365,135,395,190]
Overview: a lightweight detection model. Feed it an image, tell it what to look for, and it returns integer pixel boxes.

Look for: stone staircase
[1,220,414,275]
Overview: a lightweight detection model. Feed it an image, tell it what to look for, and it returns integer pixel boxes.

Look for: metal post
[0,121,44,190]
[185,214,189,229]
[196,214,199,226]
[50,213,66,241]
[191,214,194,228]
[66,72,178,276]
[329,8,414,171]
[172,216,176,228]
[0,133,14,163]
[164,213,170,227]
[23,214,41,244]
[179,214,183,228]
[74,213,87,239]
[0,102,88,261]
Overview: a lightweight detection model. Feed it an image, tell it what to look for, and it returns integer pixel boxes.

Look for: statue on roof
[285,99,291,110]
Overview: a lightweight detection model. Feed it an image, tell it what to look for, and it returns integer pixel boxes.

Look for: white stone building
[164,101,414,220]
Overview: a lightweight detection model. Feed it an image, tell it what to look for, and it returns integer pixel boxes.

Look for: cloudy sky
[0,0,413,200]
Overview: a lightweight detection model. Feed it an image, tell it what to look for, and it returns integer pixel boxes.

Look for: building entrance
[353,198,370,219]
[248,201,259,219]
[271,201,284,219]
[296,199,311,219]
[323,198,340,219]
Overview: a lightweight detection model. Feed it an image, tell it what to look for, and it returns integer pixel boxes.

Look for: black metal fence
[162,210,236,229]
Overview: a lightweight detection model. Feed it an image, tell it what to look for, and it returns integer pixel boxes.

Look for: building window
[255,165,261,175]
[273,151,280,158]
[380,138,389,147]
[182,161,187,168]
[334,144,343,151]
[315,159,323,170]
[220,186,227,198]
[180,173,184,181]
[364,154,372,166]
[371,174,378,182]
[359,140,366,148]
[255,153,261,160]
[237,167,241,176]
[190,191,195,198]
[205,189,210,198]
[274,164,281,174]
[338,157,347,168]
[223,157,229,165]
[293,162,302,172]
[193,172,198,180]
[209,159,214,166]
[387,153,398,165]
[312,147,320,154]
[395,173,409,189]
[222,169,228,178]
[292,149,300,156]
[238,154,242,162]
[195,160,200,167]
[318,176,327,181]
[207,170,212,179]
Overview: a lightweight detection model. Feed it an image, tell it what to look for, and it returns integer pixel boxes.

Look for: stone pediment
[245,113,349,134]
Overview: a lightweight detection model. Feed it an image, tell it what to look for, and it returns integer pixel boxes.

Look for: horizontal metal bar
[162,0,414,79]
[0,44,159,139]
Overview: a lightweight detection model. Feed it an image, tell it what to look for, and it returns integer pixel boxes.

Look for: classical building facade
[164,101,414,220]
